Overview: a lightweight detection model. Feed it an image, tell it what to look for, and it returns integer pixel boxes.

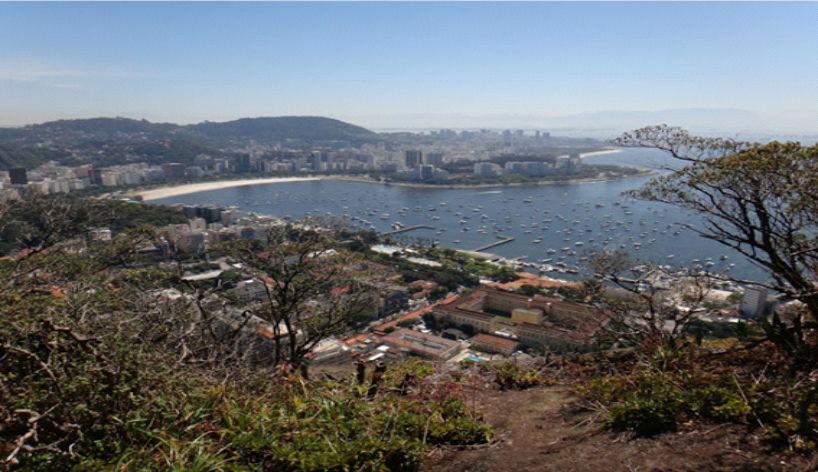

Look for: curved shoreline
[328,169,657,190]
[133,149,648,201]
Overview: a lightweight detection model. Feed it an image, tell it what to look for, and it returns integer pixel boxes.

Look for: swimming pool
[372,245,403,254]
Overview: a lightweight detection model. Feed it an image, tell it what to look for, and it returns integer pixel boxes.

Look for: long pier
[380,225,436,236]
[473,236,515,252]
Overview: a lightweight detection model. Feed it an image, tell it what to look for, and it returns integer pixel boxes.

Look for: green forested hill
[187,116,382,146]
[0,116,384,168]
[0,143,71,170]
[0,117,178,142]
[0,116,383,148]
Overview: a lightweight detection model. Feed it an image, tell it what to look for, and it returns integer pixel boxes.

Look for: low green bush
[575,342,818,448]
[479,360,550,390]
[3,354,493,471]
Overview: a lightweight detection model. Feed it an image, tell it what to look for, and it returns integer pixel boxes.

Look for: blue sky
[2,2,817,133]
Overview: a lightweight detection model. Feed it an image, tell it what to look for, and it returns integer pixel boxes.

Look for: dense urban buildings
[0,124,593,199]
[430,287,608,353]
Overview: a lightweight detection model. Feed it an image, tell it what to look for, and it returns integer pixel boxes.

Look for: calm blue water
[152,148,767,283]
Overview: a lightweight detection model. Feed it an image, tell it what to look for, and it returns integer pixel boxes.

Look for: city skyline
[2,2,817,135]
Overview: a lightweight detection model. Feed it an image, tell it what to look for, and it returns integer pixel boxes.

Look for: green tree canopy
[614,125,818,320]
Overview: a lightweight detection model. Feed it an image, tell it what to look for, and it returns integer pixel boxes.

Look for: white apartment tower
[741,285,768,318]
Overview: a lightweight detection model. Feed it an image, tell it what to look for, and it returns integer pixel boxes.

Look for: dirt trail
[424,386,815,472]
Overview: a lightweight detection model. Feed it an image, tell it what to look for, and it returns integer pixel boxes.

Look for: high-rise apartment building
[162,163,187,180]
[405,150,422,168]
[741,285,768,318]
[9,167,27,185]
[425,152,444,167]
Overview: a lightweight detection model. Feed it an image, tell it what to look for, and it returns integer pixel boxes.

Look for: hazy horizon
[2,2,817,136]
[5,109,816,143]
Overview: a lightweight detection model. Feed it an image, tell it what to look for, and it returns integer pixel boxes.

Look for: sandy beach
[134,177,322,201]
[578,149,622,158]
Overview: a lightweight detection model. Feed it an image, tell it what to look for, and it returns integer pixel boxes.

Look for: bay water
[152,148,767,284]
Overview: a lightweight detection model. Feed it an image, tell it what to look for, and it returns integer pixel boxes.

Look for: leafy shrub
[575,347,756,437]
[685,386,750,421]
[573,340,818,449]
[479,360,548,390]
[608,391,680,436]
[381,358,437,386]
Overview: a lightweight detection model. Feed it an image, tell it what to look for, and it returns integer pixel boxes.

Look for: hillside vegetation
[5,126,818,471]
[3,195,818,471]
[0,196,494,471]
[0,144,72,171]
[0,117,382,147]
[187,116,382,147]
[0,116,383,170]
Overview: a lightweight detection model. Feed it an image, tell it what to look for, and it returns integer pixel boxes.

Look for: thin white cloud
[51,83,82,89]
[0,59,157,82]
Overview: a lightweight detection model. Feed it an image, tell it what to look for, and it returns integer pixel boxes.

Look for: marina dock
[380,224,435,236]
[473,236,515,252]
